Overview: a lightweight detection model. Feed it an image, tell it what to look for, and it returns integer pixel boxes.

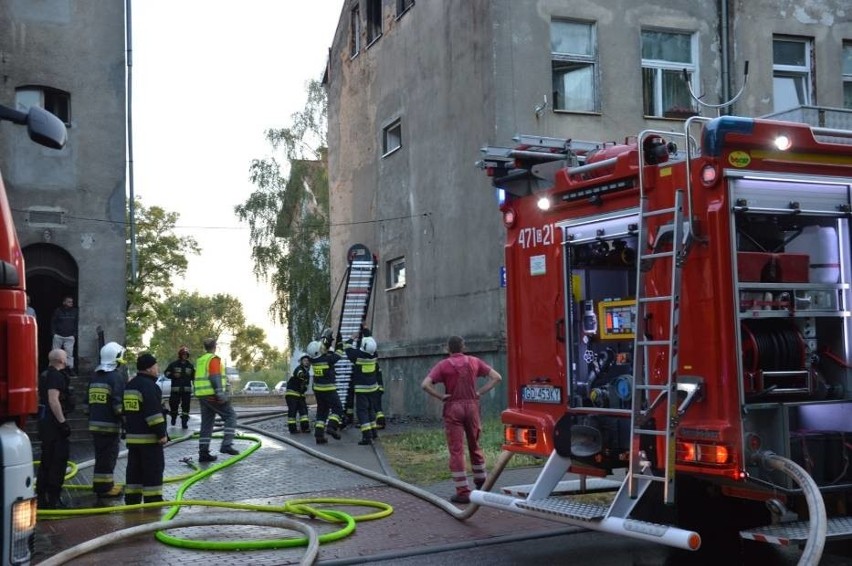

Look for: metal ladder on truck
[627,183,687,505]
[332,244,378,404]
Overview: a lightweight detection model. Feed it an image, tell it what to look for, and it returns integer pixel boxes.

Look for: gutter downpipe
[126,0,137,283]
[720,0,731,115]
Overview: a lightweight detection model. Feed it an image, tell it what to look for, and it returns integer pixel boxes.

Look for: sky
[130,2,343,360]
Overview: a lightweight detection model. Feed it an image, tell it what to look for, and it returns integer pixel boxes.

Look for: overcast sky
[131,2,343,358]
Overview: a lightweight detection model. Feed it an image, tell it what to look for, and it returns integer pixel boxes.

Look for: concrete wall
[327,0,851,418]
[0,0,127,372]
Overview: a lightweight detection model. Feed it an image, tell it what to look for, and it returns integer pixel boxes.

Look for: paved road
[32,410,851,565]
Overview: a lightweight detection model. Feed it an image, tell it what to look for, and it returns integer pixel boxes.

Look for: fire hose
[755,451,827,566]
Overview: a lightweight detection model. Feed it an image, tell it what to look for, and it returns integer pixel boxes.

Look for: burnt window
[367,0,382,44]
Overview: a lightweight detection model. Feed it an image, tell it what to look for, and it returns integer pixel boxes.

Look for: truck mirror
[25,105,67,150]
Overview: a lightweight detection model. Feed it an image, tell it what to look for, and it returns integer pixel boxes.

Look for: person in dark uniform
[88,341,127,498]
[285,355,312,434]
[163,346,194,429]
[36,349,73,509]
[344,335,380,445]
[306,338,344,444]
[123,353,168,505]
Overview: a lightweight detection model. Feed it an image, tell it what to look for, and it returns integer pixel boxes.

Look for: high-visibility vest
[194,353,217,397]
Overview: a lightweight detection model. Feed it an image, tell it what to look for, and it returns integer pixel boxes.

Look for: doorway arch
[23,243,78,371]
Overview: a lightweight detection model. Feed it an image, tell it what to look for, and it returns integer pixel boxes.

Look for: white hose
[36,513,320,566]
[759,451,827,566]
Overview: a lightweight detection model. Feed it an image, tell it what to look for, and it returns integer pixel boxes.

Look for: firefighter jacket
[194,353,226,400]
[123,372,167,445]
[286,366,309,398]
[88,368,126,433]
[310,350,342,392]
[344,346,379,394]
[164,359,195,393]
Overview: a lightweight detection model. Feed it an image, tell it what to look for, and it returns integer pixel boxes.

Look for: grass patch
[381,418,542,485]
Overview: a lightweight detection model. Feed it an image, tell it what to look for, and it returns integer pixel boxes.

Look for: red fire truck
[476,116,851,561]
[0,102,67,566]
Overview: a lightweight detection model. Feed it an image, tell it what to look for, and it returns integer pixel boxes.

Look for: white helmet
[306,341,323,359]
[361,336,377,355]
[96,341,126,372]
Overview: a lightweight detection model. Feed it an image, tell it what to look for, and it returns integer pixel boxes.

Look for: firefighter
[88,341,127,498]
[285,355,312,434]
[306,339,344,444]
[374,364,386,429]
[36,349,72,509]
[123,353,168,505]
[421,335,502,504]
[163,345,194,429]
[194,337,239,462]
[344,335,380,445]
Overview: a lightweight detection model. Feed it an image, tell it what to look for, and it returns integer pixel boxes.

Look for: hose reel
[741,321,810,396]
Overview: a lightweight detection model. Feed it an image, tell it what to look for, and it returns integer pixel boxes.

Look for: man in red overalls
[421,335,502,503]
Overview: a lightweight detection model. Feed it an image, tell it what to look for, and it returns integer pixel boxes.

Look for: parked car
[242,381,269,394]
[273,380,287,394]
[156,374,171,398]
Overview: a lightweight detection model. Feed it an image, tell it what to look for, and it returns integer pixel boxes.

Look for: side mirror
[25,105,67,150]
[0,103,67,150]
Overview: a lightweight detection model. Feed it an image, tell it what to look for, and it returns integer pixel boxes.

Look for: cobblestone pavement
[34,411,557,565]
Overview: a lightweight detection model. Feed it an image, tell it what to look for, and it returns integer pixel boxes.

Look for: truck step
[740,516,852,546]
[516,496,609,521]
[501,477,622,497]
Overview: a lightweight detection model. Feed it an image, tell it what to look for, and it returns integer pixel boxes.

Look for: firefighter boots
[376,415,386,429]
[358,432,372,446]
[300,422,311,433]
[181,418,189,429]
[220,446,240,456]
[171,415,177,426]
[371,429,378,440]
[327,424,341,440]
[288,423,299,434]
[199,451,218,463]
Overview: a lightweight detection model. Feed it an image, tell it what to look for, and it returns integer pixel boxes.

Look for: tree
[235,79,330,356]
[148,291,245,365]
[230,325,282,372]
[126,198,200,349]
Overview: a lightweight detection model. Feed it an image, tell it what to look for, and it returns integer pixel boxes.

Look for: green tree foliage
[230,324,283,372]
[235,79,330,356]
[126,198,200,349]
[148,291,245,364]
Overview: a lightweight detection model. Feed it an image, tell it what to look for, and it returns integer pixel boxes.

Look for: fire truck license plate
[522,385,562,404]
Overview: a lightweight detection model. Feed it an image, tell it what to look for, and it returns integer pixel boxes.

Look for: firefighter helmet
[361,337,377,355]
[306,341,323,359]
[178,345,190,358]
[96,341,126,372]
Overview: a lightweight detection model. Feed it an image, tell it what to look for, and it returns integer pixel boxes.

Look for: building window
[367,0,382,44]
[773,36,813,112]
[842,43,851,109]
[551,19,598,112]
[382,119,402,156]
[387,257,406,289]
[641,30,697,118]
[15,86,71,125]
[350,5,361,58]
[397,0,414,18]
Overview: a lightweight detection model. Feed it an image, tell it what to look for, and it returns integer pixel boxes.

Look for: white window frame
[382,119,402,157]
[841,42,851,109]
[772,36,813,113]
[396,0,414,18]
[387,257,406,290]
[641,30,698,118]
[550,19,598,113]
[350,5,361,58]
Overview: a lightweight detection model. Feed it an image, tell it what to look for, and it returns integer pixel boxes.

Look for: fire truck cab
[477,116,852,559]
[0,102,67,566]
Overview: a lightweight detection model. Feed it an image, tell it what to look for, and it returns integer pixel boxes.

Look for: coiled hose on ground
[757,451,827,566]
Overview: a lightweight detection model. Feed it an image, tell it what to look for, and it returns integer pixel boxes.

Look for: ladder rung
[640,250,675,260]
[637,340,671,346]
[633,429,666,437]
[637,295,672,303]
[634,384,668,391]
[630,473,665,483]
[642,207,677,218]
